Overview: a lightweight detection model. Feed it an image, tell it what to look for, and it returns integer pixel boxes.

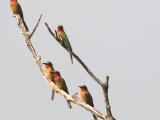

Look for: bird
[50,70,72,109]
[79,85,97,120]
[10,0,29,32]
[57,25,73,64]
[43,61,55,101]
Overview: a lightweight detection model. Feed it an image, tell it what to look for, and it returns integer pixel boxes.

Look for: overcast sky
[1,0,160,120]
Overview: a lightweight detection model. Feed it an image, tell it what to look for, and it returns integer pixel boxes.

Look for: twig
[45,22,115,120]
[13,15,109,120]
[30,14,42,38]
[45,23,103,85]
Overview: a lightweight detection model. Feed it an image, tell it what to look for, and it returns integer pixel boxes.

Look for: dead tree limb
[11,14,111,120]
[45,22,116,120]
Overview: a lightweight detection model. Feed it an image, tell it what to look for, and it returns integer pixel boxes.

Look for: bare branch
[30,14,42,38]
[72,52,104,85]
[48,81,106,120]
[45,22,104,85]
[45,22,115,120]
[103,76,112,117]
[45,23,102,84]
[12,15,110,120]
[45,22,57,39]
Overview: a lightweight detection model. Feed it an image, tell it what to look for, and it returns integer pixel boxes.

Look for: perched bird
[50,70,72,109]
[57,25,73,64]
[10,0,29,32]
[43,61,55,100]
[79,85,97,120]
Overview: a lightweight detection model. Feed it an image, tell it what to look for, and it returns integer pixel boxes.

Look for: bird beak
[42,63,47,65]
[78,86,82,88]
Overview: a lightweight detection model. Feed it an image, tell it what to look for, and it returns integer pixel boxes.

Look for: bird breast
[80,91,87,102]
[10,2,18,14]
[45,68,52,80]
[54,77,62,89]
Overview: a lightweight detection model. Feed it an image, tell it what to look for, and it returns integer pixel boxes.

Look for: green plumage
[79,85,97,120]
[86,92,97,120]
[61,78,69,94]
[57,25,73,64]
[62,33,72,50]
[86,92,94,107]
[50,70,72,108]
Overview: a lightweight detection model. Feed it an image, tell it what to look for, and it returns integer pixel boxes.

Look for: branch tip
[30,14,42,38]
[104,76,109,87]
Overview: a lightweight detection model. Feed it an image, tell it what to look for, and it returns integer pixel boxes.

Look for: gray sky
[1,0,160,120]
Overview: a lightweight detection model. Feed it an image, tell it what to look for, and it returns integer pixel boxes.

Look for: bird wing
[86,92,94,107]
[61,32,72,50]
[17,3,24,19]
[61,78,69,94]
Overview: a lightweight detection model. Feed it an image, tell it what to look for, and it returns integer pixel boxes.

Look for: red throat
[57,28,62,32]
[81,88,87,92]
[53,74,60,79]
[46,65,53,69]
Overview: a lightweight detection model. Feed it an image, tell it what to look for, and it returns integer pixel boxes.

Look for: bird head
[50,70,61,77]
[78,85,88,91]
[43,61,53,69]
[57,25,64,31]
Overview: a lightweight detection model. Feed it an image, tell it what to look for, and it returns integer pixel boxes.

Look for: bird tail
[21,18,29,32]
[51,89,55,101]
[92,114,97,120]
[67,100,72,109]
[68,49,73,64]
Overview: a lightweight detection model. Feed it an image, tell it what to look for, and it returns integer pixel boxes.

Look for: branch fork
[12,11,115,120]
[45,23,115,120]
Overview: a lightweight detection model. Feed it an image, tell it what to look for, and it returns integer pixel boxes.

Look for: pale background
[0,0,160,120]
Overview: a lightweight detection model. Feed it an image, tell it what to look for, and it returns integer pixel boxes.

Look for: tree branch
[45,22,115,120]
[30,14,42,38]
[45,23,103,85]
[12,15,110,120]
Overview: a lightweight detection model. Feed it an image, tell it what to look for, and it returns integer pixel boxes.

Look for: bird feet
[72,93,78,99]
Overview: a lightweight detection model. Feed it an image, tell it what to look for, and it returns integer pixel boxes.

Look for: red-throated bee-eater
[10,0,29,32]
[57,25,73,64]
[43,61,55,101]
[50,70,72,109]
[79,85,97,120]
